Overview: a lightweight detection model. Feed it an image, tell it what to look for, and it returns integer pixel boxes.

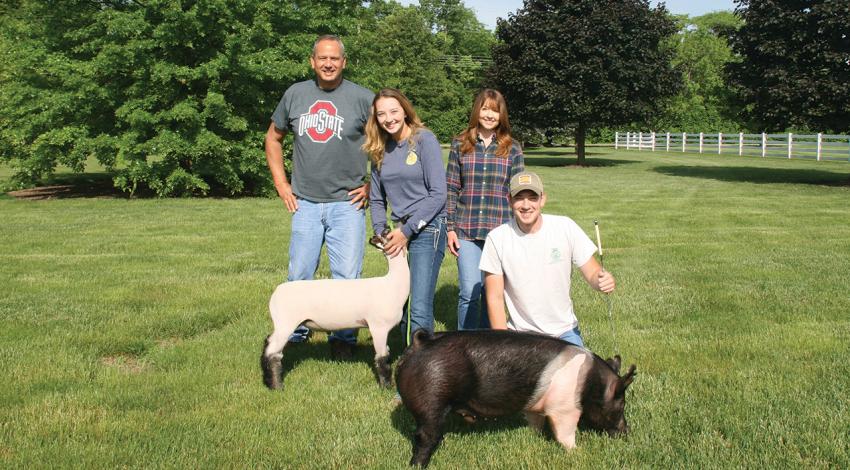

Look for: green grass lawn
[2,148,848,468]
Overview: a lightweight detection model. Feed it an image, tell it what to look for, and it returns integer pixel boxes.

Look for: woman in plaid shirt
[446,89,525,330]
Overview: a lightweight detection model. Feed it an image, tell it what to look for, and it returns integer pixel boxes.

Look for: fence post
[762,132,766,157]
[639,132,643,151]
[666,132,670,152]
[788,132,793,159]
[699,132,704,153]
[651,132,656,151]
[816,133,821,161]
[682,132,686,152]
[615,132,619,149]
[626,132,630,150]
[739,132,744,156]
[718,132,723,154]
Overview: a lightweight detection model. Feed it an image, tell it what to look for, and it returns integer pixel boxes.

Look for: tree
[653,12,743,132]
[726,0,850,133]
[350,0,493,141]
[488,0,681,163]
[0,0,364,196]
[350,3,464,141]
[1,0,493,194]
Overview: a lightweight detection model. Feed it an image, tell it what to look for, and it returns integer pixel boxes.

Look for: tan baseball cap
[510,171,544,197]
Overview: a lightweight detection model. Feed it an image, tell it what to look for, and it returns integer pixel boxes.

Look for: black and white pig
[394,329,636,467]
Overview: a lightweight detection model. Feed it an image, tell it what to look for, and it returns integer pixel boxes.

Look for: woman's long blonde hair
[457,89,513,157]
[362,88,425,169]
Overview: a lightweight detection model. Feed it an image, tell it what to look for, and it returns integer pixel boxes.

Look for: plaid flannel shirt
[446,136,525,240]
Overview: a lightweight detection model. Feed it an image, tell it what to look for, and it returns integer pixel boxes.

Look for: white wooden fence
[615,131,850,162]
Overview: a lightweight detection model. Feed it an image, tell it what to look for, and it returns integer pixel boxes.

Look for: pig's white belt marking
[528,352,587,413]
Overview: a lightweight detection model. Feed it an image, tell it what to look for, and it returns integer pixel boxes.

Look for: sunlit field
[2,148,848,468]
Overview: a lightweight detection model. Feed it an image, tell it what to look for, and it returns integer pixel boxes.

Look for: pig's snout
[607,418,629,437]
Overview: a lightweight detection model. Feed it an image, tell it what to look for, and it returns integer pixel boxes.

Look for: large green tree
[1,0,492,194]
[351,0,492,141]
[726,0,850,133]
[351,3,466,140]
[653,12,743,132]
[489,0,681,163]
[0,0,363,196]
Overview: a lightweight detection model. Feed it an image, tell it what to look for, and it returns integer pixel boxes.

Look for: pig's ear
[606,355,622,374]
[621,365,637,389]
[605,379,618,402]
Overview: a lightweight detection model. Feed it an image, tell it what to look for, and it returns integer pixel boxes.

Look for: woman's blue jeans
[286,198,365,345]
[456,238,491,330]
[400,217,446,346]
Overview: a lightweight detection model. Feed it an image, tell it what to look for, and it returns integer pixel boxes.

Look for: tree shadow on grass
[526,157,640,168]
[654,165,850,187]
[6,172,132,199]
[4,171,251,199]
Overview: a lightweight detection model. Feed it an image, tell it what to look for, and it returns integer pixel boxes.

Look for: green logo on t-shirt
[550,248,562,263]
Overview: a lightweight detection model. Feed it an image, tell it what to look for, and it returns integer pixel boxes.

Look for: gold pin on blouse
[405,150,418,165]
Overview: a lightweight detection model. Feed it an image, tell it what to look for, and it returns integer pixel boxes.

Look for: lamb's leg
[260,316,303,390]
[370,326,392,388]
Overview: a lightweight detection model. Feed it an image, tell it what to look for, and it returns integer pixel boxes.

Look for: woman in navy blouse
[364,88,447,345]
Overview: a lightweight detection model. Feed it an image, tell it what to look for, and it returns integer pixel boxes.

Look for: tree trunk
[575,123,586,165]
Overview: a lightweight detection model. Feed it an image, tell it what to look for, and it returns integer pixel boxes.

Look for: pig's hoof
[455,408,478,424]
[375,355,392,388]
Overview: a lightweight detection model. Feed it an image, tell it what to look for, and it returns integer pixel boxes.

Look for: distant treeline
[1,0,846,195]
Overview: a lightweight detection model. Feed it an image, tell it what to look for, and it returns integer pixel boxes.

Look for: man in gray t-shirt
[264,34,374,359]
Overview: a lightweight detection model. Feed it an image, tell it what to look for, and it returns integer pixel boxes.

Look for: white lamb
[261,232,410,391]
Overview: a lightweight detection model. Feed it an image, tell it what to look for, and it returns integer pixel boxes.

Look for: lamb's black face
[368,228,393,251]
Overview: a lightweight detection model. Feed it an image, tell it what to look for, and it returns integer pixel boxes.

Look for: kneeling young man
[479,172,615,347]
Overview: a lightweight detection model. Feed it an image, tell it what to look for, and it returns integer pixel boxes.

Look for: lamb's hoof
[260,353,284,390]
[330,341,355,361]
[375,355,392,388]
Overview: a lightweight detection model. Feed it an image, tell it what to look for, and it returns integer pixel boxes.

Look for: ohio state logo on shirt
[298,100,345,143]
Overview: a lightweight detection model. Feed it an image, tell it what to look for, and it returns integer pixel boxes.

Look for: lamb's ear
[606,355,622,374]
[621,365,637,389]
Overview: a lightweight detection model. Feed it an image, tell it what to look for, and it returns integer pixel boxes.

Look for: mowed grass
[1,148,848,468]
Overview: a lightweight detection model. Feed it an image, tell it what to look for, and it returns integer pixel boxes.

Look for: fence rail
[615,131,850,162]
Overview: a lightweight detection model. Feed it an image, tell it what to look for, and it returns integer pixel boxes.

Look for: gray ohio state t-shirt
[271,79,374,202]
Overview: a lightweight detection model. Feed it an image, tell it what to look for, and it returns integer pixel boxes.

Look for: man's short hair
[312,34,346,58]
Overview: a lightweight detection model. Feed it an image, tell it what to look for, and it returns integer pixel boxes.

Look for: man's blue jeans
[287,198,365,344]
[456,238,490,330]
[400,217,446,346]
